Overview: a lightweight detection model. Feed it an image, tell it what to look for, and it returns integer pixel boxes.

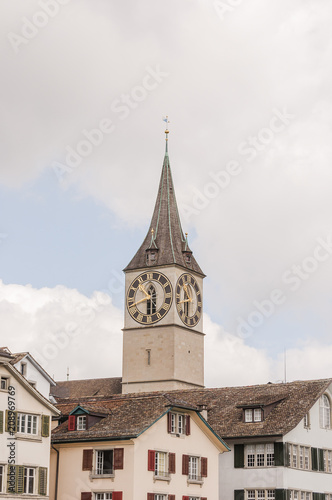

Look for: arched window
[320,394,331,429]
[147,285,156,315]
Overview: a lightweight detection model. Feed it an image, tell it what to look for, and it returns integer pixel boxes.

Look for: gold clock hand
[178,298,190,304]
[132,295,151,307]
[139,284,150,297]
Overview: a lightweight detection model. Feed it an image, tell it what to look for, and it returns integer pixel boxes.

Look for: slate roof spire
[124,126,204,276]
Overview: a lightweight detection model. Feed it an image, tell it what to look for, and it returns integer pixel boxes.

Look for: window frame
[169,412,188,436]
[77,415,87,430]
[23,466,35,494]
[0,465,4,493]
[244,408,263,422]
[246,490,275,500]
[0,377,9,391]
[320,394,331,429]
[17,413,38,436]
[245,443,275,468]
[94,449,114,477]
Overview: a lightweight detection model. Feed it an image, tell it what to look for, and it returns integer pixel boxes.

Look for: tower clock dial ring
[126,271,173,325]
[175,273,202,327]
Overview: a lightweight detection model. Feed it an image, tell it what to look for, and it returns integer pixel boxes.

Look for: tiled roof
[123,147,204,276]
[51,377,122,401]
[51,378,332,442]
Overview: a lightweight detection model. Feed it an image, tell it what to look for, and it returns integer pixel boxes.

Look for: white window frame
[246,490,275,500]
[245,443,275,468]
[95,449,114,477]
[288,444,310,470]
[154,451,169,479]
[77,415,86,430]
[23,467,35,494]
[0,377,8,390]
[320,394,331,429]
[170,412,186,435]
[289,492,311,500]
[323,449,332,473]
[244,408,263,422]
[303,412,310,428]
[188,455,201,482]
[95,494,112,500]
[17,413,38,436]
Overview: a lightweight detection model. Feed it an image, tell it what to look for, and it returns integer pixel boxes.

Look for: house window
[147,285,157,315]
[24,467,35,494]
[303,412,310,428]
[17,413,38,435]
[155,451,168,478]
[95,495,112,500]
[290,492,311,500]
[324,450,332,472]
[21,363,27,376]
[292,445,298,468]
[95,450,114,476]
[0,377,8,390]
[320,394,331,429]
[77,416,87,430]
[246,491,275,500]
[182,454,207,483]
[288,444,310,470]
[245,444,275,467]
[244,408,263,422]
[168,412,189,435]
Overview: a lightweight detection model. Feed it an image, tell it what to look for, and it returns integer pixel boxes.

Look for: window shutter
[41,415,50,437]
[112,492,123,500]
[167,412,172,433]
[201,456,208,477]
[318,448,324,471]
[5,410,17,433]
[169,452,176,474]
[169,496,175,500]
[147,494,154,500]
[182,497,190,500]
[16,465,24,494]
[201,498,207,500]
[312,494,320,500]
[38,467,47,495]
[148,450,155,471]
[0,410,3,433]
[311,447,318,471]
[274,442,285,466]
[234,444,244,468]
[68,415,76,431]
[185,415,191,435]
[275,490,287,500]
[284,443,290,467]
[81,493,92,500]
[114,448,124,470]
[7,466,17,493]
[234,491,244,500]
[82,449,93,471]
[182,454,189,475]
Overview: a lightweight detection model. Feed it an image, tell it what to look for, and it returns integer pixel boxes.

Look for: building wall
[51,411,226,500]
[13,356,52,399]
[0,363,55,498]
[219,383,332,499]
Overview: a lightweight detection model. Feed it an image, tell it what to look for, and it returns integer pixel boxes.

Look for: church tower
[122,125,205,394]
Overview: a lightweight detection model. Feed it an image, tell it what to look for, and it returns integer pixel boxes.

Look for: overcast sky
[1,0,332,387]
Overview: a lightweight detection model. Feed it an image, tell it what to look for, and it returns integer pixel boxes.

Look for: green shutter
[0,410,3,433]
[7,465,16,493]
[234,490,244,500]
[275,490,287,500]
[14,465,24,494]
[312,494,320,500]
[318,448,324,471]
[41,415,50,437]
[311,447,318,471]
[274,442,284,466]
[5,410,17,433]
[234,444,244,468]
[38,467,47,495]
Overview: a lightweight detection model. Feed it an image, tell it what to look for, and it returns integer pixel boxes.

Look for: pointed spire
[124,128,204,276]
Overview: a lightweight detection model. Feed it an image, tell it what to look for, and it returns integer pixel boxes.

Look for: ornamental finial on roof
[162,115,170,154]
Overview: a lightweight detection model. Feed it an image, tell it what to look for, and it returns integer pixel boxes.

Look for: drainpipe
[51,444,59,500]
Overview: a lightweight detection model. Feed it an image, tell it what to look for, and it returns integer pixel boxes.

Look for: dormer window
[146,251,156,265]
[77,415,87,430]
[184,252,191,264]
[244,408,263,422]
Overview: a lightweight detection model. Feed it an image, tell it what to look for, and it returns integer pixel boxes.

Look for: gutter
[51,444,59,500]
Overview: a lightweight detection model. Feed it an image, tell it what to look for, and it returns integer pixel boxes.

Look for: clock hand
[178,298,191,304]
[139,284,150,297]
[132,295,151,307]
[183,284,190,299]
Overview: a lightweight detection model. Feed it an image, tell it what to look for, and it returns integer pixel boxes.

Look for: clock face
[126,271,173,325]
[175,273,202,327]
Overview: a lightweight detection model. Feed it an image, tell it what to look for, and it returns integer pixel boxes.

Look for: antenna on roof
[67,367,70,381]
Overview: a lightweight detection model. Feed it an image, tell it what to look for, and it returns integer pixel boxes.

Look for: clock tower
[122,126,205,394]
